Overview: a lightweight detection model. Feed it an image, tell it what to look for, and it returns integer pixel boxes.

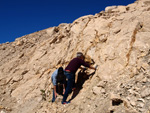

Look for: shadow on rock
[69,69,96,101]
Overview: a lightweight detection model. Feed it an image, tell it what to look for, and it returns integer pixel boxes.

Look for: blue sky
[0,0,135,44]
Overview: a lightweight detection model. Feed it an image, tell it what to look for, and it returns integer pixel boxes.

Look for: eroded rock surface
[1,0,150,113]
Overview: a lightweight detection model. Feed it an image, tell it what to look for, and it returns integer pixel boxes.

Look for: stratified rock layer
[1,0,150,113]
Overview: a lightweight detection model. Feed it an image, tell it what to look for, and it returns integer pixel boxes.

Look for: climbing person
[51,67,66,102]
[62,52,96,104]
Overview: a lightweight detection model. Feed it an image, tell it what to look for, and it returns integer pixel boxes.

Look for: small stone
[110,93,121,100]
[130,100,136,106]
[105,6,117,12]
[92,86,101,95]
[137,102,145,108]
[141,88,150,98]
[101,88,106,94]
[16,40,24,46]
[87,105,90,107]
[146,97,150,100]
[97,81,107,88]
[0,111,5,113]
[137,98,145,103]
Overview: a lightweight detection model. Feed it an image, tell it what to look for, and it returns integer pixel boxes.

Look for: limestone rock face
[1,0,150,113]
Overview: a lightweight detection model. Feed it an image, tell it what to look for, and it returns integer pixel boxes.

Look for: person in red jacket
[62,52,96,104]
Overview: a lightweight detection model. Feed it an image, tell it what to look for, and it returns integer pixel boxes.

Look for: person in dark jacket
[62,52,96,104]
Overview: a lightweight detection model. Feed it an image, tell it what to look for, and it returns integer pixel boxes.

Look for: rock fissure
[1,1,150,113]
[126,22,142,67]
[71,17,92,58]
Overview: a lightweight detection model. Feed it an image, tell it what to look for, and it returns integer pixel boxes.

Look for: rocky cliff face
[1,0,150,113]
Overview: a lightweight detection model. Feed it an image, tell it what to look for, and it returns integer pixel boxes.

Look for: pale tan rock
[0,111,5,113]
[130,100,136,106]
[110,93,121,100]
[16,40,24,46]
[92,86,102,95]
[1,0,150,113]
[112,6,127,13]
[97,80,107,88]
[141,88,150,98]
[105,6,117,12]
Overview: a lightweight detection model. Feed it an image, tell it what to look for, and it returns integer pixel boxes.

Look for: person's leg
[62,72,73,103]
[72,74,76,90]
[52,89,55,102]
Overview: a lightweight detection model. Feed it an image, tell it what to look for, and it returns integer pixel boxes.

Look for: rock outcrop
[1,0,150,113]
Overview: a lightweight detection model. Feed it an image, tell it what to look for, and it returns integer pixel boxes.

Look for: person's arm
[79,66,85,70]
[51,69,58,98]
[81,59,96,71]
[89,65,96,70]
[63,84,65,94]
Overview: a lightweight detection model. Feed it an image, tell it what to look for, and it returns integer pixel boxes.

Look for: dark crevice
[110,110,114,113]
[69,68,96,101]
[112,99,123,106]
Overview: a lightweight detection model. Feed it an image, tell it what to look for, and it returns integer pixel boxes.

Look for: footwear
[61,101,71,104]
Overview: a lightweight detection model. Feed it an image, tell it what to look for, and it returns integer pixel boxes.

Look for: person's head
[56,67,65,84]
[76,52,84,60]
[58,67,63,75]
